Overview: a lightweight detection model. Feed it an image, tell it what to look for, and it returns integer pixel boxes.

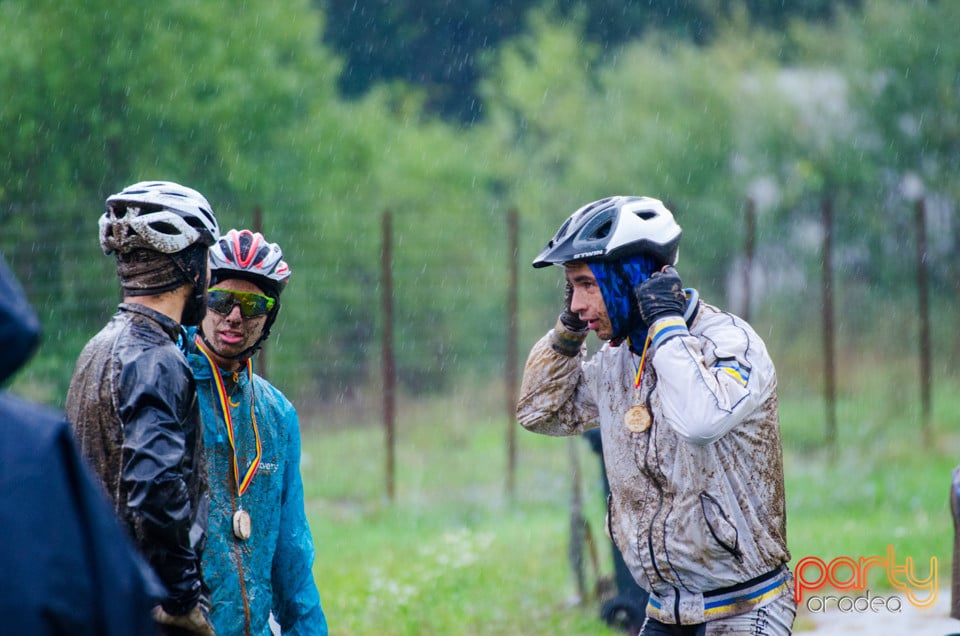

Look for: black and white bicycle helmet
[533,196,681,268]
[100,181,220,255]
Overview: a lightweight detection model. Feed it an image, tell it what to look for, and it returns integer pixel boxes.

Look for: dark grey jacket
[67,302,208,616]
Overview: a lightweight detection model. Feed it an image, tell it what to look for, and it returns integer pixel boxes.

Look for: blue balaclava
[587,254,659,355]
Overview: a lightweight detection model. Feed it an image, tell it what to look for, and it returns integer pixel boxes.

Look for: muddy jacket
[517,293,791,625]
[1,256,162,635]
[187,331,327,636]
[66,303,208,616]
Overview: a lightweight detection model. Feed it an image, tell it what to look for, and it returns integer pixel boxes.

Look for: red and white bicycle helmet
[209,229,291,299]
[533,196,681,269]
[201,229,291,360]
[100,181,220,255]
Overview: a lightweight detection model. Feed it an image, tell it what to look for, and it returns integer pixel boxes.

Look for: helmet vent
[591,219,613,239]
[254,245,271,265]
[635,210,657,220]
[578,212,615,242]
[148,221,182,236]
[115,205,132,219]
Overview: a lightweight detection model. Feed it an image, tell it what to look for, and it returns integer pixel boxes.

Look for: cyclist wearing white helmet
[186,229,328,635]
[517,196,795,635]
[67,180,220,636]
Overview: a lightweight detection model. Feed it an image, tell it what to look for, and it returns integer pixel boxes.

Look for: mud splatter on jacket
[66,303,208,617]
[186,330,327,636]
[517,295,792,625]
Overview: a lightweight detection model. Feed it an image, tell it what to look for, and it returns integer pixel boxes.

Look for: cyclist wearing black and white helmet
[67,180,220,636]
[100,180,220,327]
[518,196,796,634]
[186,229,328,636]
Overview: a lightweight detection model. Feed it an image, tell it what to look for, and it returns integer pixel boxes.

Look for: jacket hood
[0,254,41,384]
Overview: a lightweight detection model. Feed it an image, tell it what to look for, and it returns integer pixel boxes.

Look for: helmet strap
[198,329,260,364]
[180,286,207,327]
[197,305,279,363]
[169,245,211,327]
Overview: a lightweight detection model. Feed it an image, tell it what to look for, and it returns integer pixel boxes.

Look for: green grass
[299,365,960,635]
[302,388,620,636]
[778,361,958,629]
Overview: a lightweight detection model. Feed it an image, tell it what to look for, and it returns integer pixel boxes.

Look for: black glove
[559,281,588,332]
[551,281,589,357]
[635,266,686,327]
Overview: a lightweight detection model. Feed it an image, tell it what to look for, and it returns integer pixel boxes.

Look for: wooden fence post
[506,207,519,500]
[821,195,837,450]
[915,197,932,447]
[252,206,267,380]
[381,210,396,501]
[742,197,756,322]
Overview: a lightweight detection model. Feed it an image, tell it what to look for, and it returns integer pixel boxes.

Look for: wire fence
[5,195,960,459]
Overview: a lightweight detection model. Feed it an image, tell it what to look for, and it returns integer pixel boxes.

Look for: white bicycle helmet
[533,196,681,268]
[100,181,220,255]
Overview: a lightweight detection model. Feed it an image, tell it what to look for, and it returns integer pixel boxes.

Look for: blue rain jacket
[186,329,327,636]
[0,253,163,635]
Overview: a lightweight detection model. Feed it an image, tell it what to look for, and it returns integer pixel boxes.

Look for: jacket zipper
[639,376,681,624]
[215,384,253,636]
[640,380,668,588]
[228,474,252,636]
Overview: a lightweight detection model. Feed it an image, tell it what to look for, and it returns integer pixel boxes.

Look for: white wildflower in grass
[429,528,495,569]
[366,566,417,609]
[364,528,496,617]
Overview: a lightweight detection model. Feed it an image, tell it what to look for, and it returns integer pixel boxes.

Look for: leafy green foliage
[4,0,960,408]
[317,0,861,122]
[3,4,960,631]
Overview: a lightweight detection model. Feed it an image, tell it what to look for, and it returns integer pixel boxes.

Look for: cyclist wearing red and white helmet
[517,196,795,635]
[67,180,220,635]
[186,229,327,636]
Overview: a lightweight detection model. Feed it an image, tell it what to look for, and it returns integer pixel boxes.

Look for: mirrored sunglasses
[207,288,275,318]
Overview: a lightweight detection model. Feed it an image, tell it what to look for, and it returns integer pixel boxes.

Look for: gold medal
[625,335,653,434]
[197,341,262,544]
[233,509,252,540]
[624,404,652,433]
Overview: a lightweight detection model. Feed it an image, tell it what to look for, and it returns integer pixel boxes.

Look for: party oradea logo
[793,545,938,613]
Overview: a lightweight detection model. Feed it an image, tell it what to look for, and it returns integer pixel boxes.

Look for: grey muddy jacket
[517,294,792,625]
[66,303,208,619]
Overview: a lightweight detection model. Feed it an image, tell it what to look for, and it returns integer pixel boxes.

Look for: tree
[783,0,960,295]
[318,0,861,122]
[0,0,352,401]
[478,9,771,315]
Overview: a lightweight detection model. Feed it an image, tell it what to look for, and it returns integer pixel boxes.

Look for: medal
[624,333,653,433]
[197,339,263,543]
[624,404,652,433]
[233,509,252,540]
